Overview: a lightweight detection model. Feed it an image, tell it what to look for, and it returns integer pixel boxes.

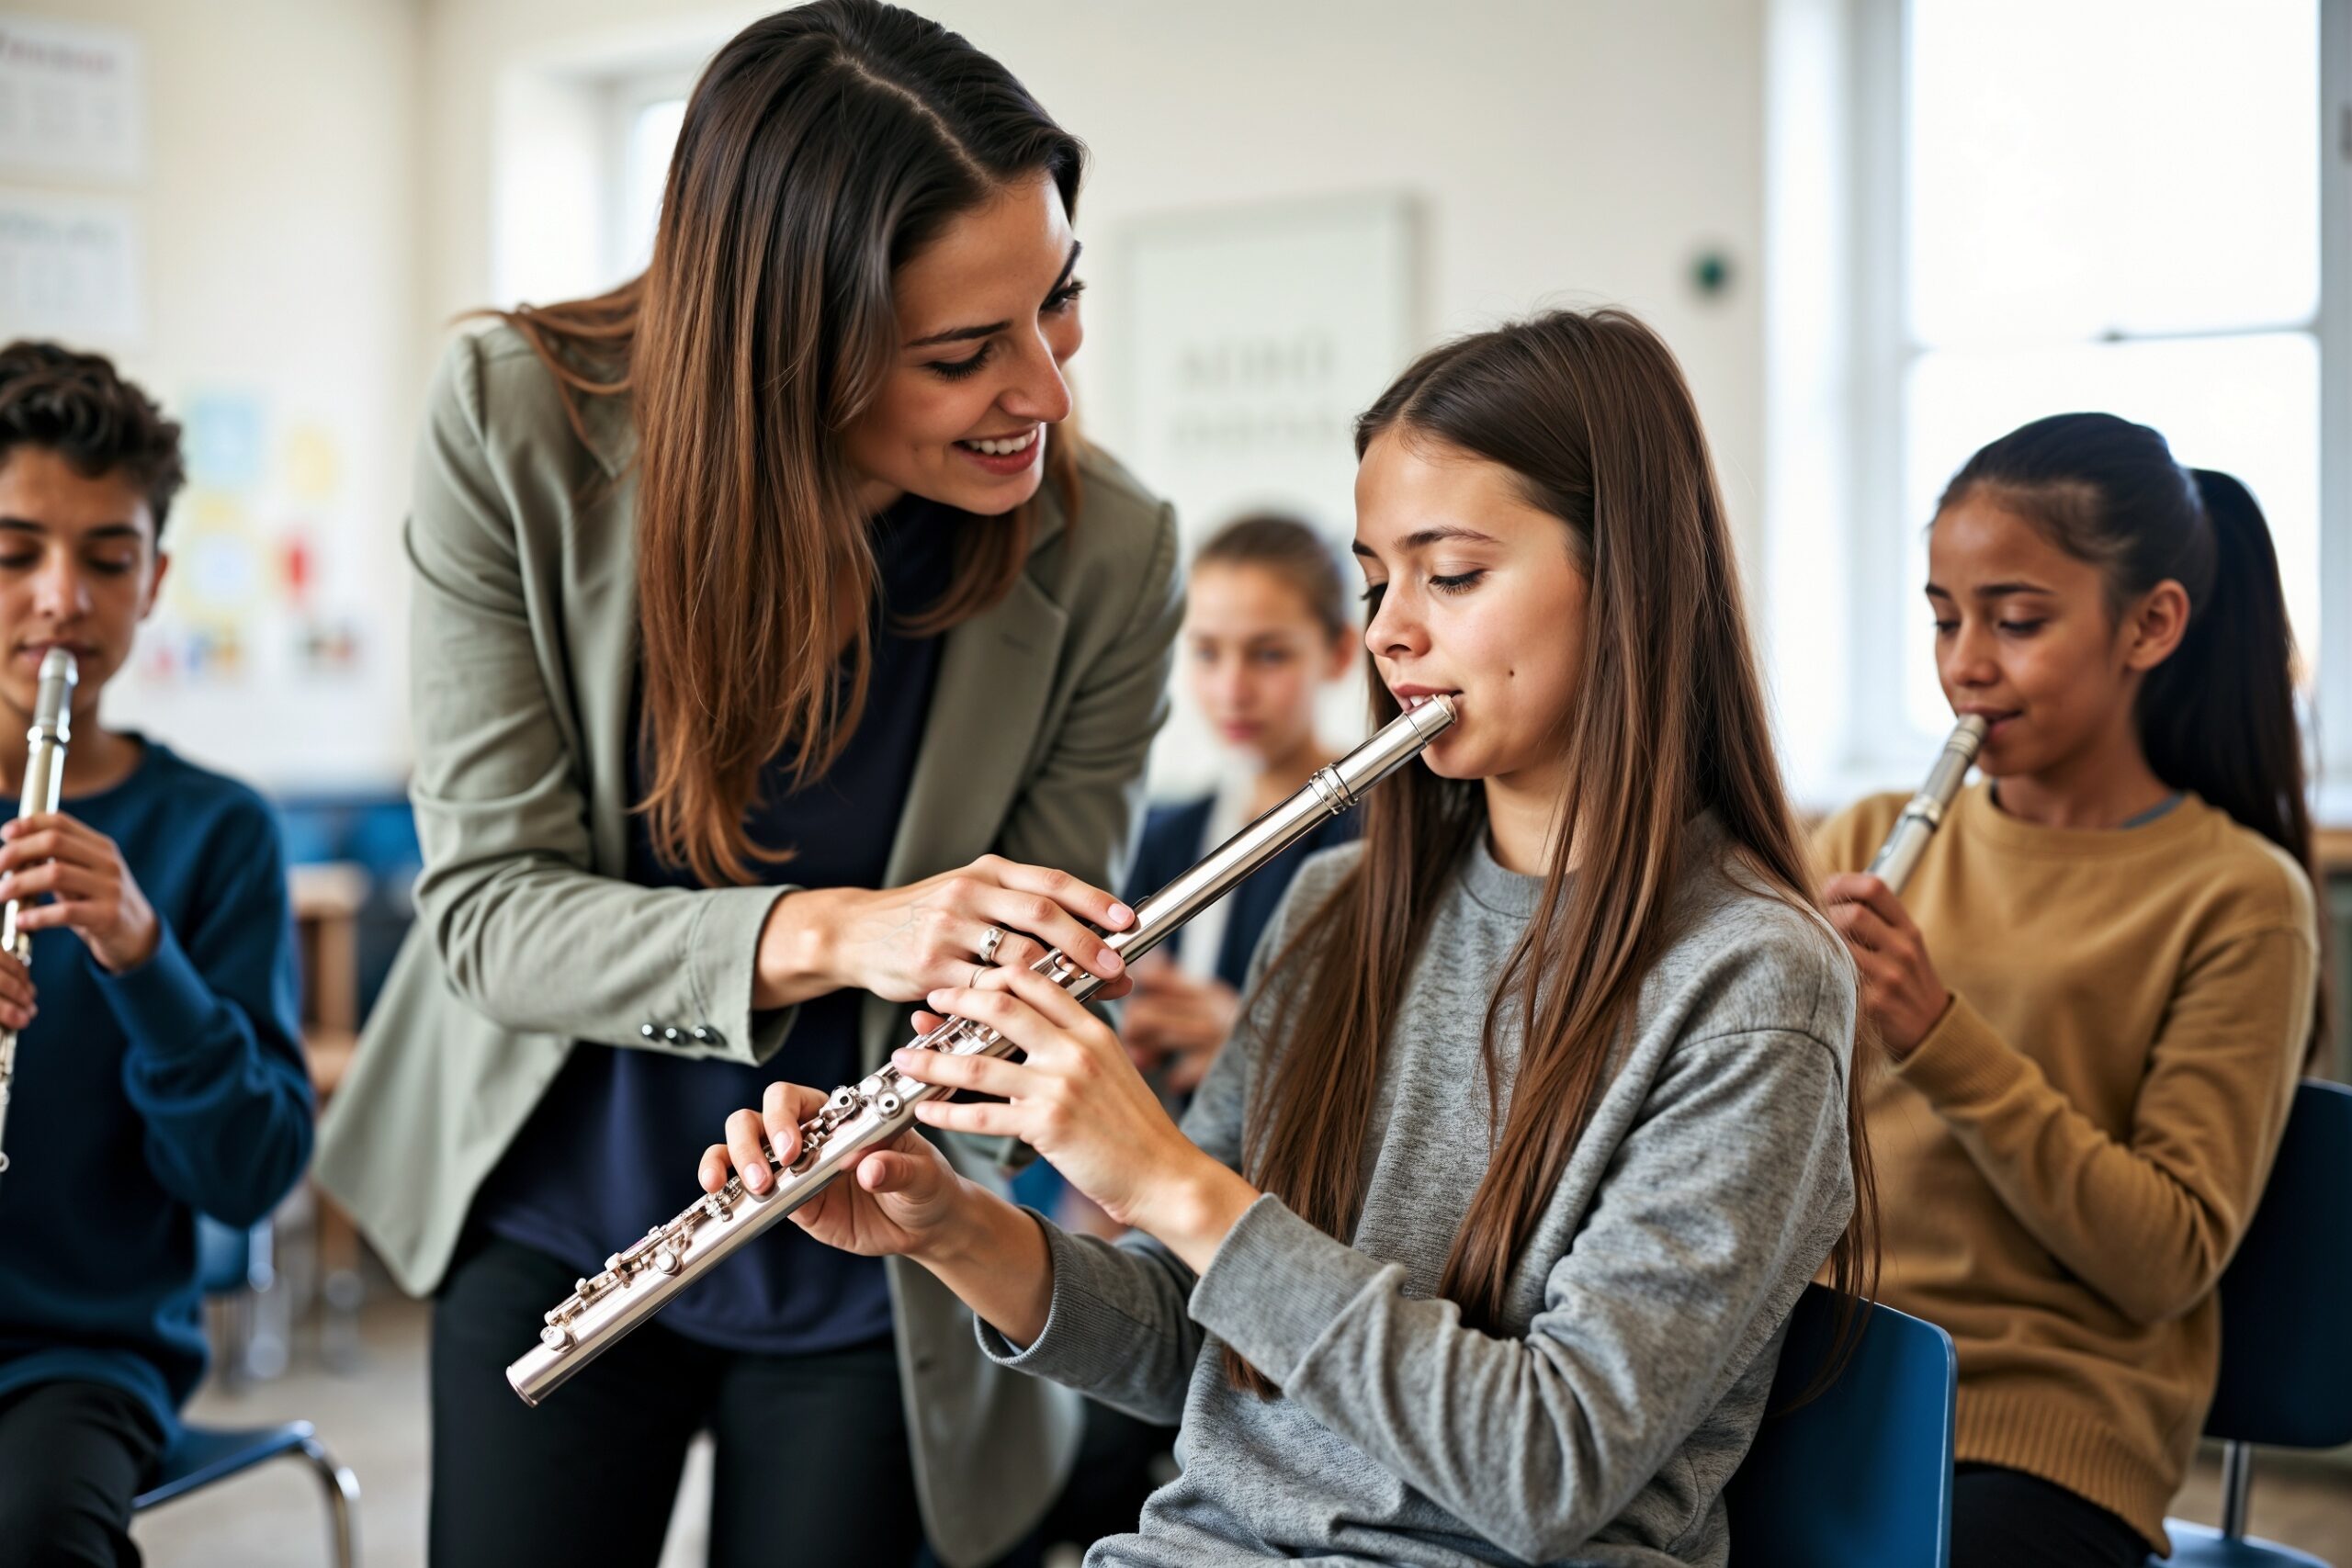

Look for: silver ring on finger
[972,964,987,990]
[978,925,1005,966]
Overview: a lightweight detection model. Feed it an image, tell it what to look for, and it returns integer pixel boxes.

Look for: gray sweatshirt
[978,818,1857,1566]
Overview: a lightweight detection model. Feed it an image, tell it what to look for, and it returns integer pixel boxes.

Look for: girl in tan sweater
[1814,412,2324,1567]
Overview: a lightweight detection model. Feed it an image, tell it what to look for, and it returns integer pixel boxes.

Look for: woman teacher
[316,6,1181,1565]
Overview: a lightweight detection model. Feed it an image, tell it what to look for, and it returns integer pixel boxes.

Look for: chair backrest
[2205,1078,2352,1449]
[1725,1283,1957,1568]
[194,1215,272,1298]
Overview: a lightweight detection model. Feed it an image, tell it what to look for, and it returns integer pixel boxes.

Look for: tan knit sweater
[1813,784,2316,1551]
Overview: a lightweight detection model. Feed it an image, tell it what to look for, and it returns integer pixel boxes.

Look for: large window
[489,62,695,310]
[607,83,688,282]
[1848,0,2346,777]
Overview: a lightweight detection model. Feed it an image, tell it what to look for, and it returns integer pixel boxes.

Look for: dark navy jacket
[1124,792,1359,991]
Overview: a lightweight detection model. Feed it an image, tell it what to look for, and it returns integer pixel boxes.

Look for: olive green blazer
[315,326,1182,1566]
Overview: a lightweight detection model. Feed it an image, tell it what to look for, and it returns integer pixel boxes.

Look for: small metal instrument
[0,648,77,1185]
[507,694,1458,1404]
[1864,714,1988,897]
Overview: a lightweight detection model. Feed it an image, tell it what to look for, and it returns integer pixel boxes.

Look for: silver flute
[0,648,76,1186]
[507,694,1458,1405]
[1864,714,1988,897]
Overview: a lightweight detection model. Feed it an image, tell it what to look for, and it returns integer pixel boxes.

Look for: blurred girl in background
[1121,513,1357,1096]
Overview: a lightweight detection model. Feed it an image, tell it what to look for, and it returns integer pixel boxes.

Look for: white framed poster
[0,16,143,181]
[1121,191,1421,556]
[0,188,141,345]
[1118,193,1422,798]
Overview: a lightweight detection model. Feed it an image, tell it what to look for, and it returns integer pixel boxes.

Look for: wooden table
[289,861,371,1363]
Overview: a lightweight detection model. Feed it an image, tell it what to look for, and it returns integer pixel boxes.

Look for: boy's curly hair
[0,341,185,537]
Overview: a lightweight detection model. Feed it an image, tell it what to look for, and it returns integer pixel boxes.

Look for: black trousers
[0,1380,164,1568]
[1950,1463,2155,1568]
[430,1234,927,1568]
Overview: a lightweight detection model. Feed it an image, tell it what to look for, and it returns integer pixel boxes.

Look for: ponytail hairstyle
[1939,412,2326,1057]
[1193,512,1354,643]
[490,0,1087,885]
[1223,309,1877,1395]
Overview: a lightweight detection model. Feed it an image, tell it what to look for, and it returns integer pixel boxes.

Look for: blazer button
[692,1025,721,1046]
[662,1026,683,1043]
[639,1023,657,1040]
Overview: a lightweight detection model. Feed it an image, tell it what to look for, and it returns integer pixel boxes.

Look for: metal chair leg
[2218,1438,2253,1541]
[297,1434,360,1568]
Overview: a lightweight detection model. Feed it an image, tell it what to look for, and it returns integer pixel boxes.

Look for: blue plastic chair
[2152,1079,2352,1568]
[132,1216,359,1567]
[1726,1284,1958,1567]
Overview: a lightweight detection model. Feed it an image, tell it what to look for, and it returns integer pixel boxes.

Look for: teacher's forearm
[752,886,848,1010]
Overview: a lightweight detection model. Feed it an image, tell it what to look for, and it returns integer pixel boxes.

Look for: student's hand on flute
[752,853,1136,1011]
[0,949,32,1032]
[1821,872,1953,1059]
[896,965,1261,1275]
[697,1079,978,1261]
[0,813,159,975]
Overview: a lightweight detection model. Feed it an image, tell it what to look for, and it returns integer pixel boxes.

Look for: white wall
[12,0,423,792]
[420,0,1769,541]
[413,1,1769,502]
[418,0,1772,794]
[12,0,1775,792]
[433,0,1769,533]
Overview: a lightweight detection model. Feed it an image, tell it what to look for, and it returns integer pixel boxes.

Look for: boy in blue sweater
[0,342,311,1566]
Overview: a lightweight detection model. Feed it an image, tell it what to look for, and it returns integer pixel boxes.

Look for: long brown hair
[1227,310,1876,1393]
[493,0,1086,884]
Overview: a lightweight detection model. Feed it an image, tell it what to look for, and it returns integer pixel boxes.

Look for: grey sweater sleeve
[971,850,1325,1423]
[1185,1025,1851,1564]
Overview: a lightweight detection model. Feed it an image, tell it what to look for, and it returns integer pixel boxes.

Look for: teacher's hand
[752,854,1134,1011]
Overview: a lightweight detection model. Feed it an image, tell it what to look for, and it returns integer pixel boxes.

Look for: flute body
[0,648,77,1184]
[506,694,1458,1405]
[1864,714,1988,897]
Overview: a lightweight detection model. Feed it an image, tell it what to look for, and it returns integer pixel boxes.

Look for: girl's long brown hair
[492,0,1085,884]
[1227,310,1876,1394]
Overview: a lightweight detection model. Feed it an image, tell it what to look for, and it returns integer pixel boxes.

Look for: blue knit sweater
[0,739,311,1435]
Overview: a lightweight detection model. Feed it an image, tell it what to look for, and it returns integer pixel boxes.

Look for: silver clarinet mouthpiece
[505,694,1457,1405]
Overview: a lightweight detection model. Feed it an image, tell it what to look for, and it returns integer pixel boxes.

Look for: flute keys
[540,1325,573,1351]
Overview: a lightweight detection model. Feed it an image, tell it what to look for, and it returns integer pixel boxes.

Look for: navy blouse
[478,496,957,1355]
